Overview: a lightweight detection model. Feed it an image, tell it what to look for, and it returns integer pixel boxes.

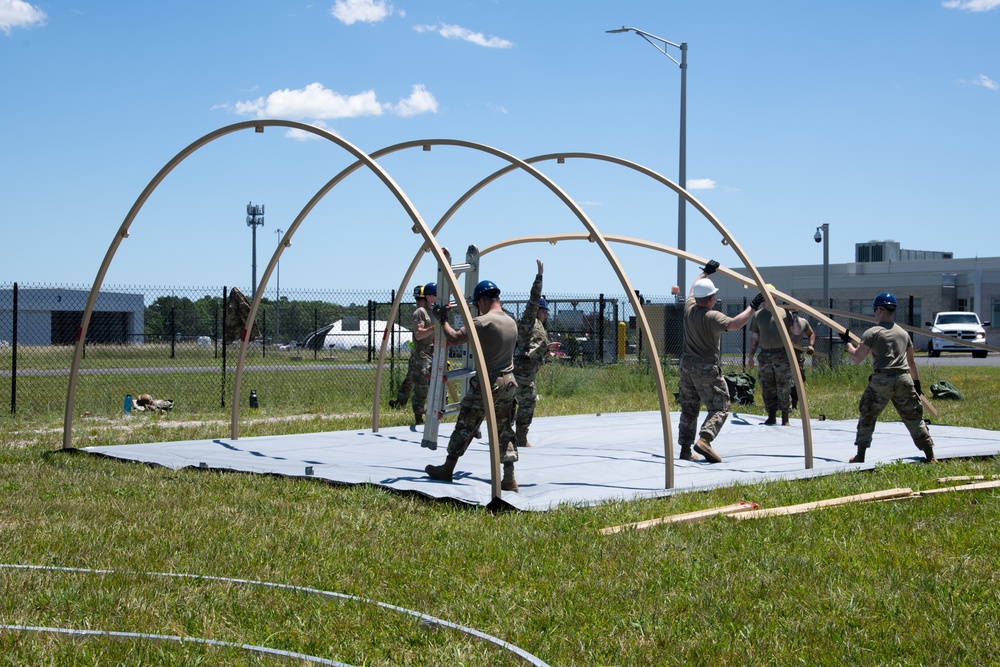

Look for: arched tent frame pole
[483,234,821,467]
[349,140,677,488]
[63,120,271,450]
[61,123,500,502]
[378,151,807,470]
[252,138,670,489]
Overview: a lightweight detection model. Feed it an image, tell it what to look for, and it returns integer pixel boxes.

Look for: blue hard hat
[424,282,436,296]
[873,292,897,310]
[473,279,501,301]
[538,296,549,310]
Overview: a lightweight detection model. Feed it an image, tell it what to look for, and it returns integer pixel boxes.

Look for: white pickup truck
[925,311,990,358]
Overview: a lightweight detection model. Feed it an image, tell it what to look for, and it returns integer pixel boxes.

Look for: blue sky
[2,0,997,299]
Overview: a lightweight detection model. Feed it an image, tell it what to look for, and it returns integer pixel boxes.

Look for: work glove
[839,330,852,345]
[914,379,923,396]
[750,292,765,310]
[433,303,452,323]
[701,259,720,275]
[805,345,815,356]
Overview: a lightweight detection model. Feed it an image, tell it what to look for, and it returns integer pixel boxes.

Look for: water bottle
[249,390,259,409]
[124,394,132,414]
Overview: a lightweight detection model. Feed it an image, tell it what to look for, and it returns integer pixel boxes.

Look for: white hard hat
[693,278,719,298]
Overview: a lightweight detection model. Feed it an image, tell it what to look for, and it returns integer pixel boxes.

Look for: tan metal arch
[254,138,674,490]
[482,234,829,467]
[371,150,811,470]
[60,122,499,491]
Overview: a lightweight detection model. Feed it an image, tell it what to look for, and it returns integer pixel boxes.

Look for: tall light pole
[814,224,829,307]
[274,227,283,342]
[607,26,688,292]
[246,202,265,298]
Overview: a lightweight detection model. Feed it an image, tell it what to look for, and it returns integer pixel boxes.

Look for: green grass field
[2,361,999,665]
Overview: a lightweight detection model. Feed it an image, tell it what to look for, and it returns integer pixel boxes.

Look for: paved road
[916,353,999,368]
[0,363,379,377]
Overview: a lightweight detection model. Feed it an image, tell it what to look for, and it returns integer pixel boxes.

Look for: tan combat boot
[501,462,518,492]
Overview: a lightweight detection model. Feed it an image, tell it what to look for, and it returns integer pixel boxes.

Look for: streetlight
[246,202,265,298]
[607,25,688,292]
[274,227,283,342]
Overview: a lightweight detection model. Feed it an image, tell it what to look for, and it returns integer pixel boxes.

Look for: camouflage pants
[446,373,518,463]
[512,369,538,437]
[757,348,793,412]
[677,358,731,445]
[395,354,431,414]
[855,371,934,451]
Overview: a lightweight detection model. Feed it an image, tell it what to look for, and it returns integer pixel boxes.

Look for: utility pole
[246,202,265,298]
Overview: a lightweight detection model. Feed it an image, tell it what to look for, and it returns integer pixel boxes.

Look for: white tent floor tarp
[82,411,1000,511]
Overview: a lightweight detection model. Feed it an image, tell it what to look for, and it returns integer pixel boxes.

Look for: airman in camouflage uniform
[789,310,815,410]
[842,292,935,463]
[749,293,802,425]
[389,283,436,425]
[677,261,758,464]
[425,279,521,491]
[513,260,561,448]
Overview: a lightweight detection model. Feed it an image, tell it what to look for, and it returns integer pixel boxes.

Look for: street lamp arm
[606,26,683,64]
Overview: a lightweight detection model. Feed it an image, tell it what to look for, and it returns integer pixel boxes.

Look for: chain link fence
[3,282,897,423]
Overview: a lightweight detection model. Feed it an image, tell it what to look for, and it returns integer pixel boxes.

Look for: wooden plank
[935,475,996,483]
[919,393,939,417]
[918,480,1000,496]
[600,502,759,535]
[729,488,914,520]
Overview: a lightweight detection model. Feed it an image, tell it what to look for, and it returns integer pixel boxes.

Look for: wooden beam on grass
[600,502,759,534]
[729,488,915,520]
[935,475,998,483]
[918,480,1000,496]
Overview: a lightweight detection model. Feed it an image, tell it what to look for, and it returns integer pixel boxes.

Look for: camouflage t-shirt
[750,307,792,349]
[412,306,434,360]
[460,309,516,377]
[861,321,911,372]
[683,296,731,363]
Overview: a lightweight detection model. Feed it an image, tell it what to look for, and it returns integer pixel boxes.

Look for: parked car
[926,311,989,358]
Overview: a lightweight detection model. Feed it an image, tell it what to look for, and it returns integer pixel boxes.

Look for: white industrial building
[0,288,145,346]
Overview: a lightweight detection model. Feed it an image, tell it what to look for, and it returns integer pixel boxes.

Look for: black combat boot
[425,456,458,482]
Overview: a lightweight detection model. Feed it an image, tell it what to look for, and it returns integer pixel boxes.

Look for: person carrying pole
[841,292,935,464]
[748,285,802,426]
[677,260,759,463]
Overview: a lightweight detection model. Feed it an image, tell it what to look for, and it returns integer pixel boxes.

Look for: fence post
[389,290,397,395]
[170,307,176,359]
[10,283,17,413]
[221,286,227,408]
[598,293,606,365]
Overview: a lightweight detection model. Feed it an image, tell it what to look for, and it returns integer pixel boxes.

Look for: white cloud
[414,22,513,48]
[974,74,999,90]
[687,178,717,191]
[231,82,437,120]
[0,0,47,35]
[330,0,394,25]
[389,84,439,117]
[285,121,337,141]
[942,0,1000,10]
[487,102,508,114]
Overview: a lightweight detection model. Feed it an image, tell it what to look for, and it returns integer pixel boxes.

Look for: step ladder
[421,244,480,450]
